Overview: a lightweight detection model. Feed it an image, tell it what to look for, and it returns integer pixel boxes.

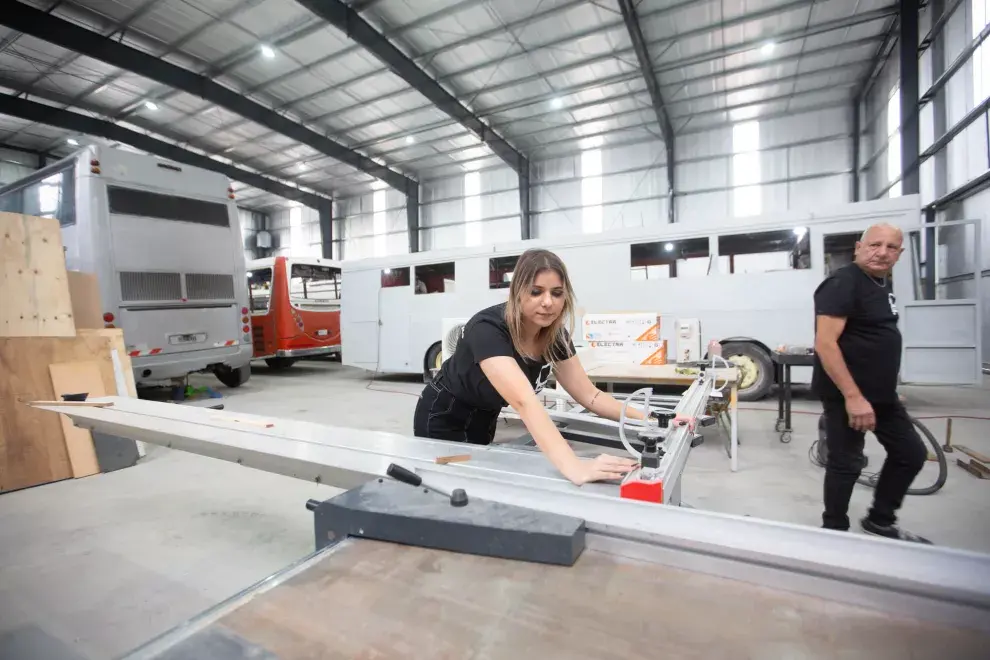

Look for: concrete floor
[1,359,988,659]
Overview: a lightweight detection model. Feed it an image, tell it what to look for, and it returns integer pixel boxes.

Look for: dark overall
[413,373,500,445]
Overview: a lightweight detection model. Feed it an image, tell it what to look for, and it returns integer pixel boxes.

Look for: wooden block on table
[48,361,105,478]
[0,213,75,338]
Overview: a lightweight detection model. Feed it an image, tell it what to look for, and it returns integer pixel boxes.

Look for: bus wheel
[721,342,772,401]
[265,357,297,370]
[215,364,251,388]
[424,343,442,382]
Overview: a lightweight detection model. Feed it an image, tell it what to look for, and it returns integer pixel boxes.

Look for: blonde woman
[413,248,643,486]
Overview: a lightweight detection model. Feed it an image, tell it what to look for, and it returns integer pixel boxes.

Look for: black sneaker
[860,517,933,544]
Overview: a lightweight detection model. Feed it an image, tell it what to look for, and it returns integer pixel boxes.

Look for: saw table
[29,369,990,658]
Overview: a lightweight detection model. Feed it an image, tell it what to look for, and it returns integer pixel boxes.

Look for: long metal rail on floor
[29,371,990,657]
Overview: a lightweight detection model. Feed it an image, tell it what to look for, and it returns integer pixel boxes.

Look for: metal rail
[31,378,990,633]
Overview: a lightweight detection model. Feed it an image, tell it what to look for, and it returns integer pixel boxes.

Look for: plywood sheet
[0,213,75,337]
[158,539,988,660]
[78,329,137,398]
[66,270,104,330]
[0,335,120,492]
[48,361,105,478]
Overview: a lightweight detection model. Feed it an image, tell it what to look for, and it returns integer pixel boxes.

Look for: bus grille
[253,326,265,352]
[119,271,182,302]
[185,273,235,300]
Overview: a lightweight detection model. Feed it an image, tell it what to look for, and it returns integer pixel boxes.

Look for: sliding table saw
[31,370,990,659]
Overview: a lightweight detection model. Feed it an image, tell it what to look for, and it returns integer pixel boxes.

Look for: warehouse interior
[1,0,990,658]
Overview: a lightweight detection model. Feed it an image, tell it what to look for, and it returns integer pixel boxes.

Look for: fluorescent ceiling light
[67,138,79,146]
[144,101,158,111]
[405,135,415,145]
[550,97,563,109]
[760,42,776,55]
[664,242,674,252]
[261,45,276,59]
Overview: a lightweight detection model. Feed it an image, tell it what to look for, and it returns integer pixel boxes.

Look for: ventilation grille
[253,326,265,352]
[186,273,235,300]
[119,271,182,302]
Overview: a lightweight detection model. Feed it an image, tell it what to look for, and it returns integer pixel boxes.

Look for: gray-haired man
[812,223,930,543]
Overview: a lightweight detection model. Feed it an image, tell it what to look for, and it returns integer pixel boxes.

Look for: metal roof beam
[0,93,329,209]
[619,0,676,222]
[292,0,527,176]
[0,1,416,195]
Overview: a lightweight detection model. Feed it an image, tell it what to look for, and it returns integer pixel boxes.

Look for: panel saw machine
[29,368,990,659]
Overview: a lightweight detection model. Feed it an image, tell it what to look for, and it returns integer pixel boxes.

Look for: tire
[721,341,773,401]
[215,364,251,388]
[265,357,297,370]
[424,342,442,382]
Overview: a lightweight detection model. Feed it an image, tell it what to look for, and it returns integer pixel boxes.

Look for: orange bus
[247,256,342,369]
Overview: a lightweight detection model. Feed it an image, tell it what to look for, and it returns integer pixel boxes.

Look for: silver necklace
[868,273,888,287]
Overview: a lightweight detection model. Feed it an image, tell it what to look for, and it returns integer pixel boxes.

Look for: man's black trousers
[820,398,927,530]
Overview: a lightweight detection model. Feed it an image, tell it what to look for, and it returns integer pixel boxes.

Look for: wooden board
[149,539,989,659]
[48,361,105,478]
[0,212,75,337]
[582,360,739,386]
[0,334,121,492]
[78,329,137,398]
[66,270,104,330]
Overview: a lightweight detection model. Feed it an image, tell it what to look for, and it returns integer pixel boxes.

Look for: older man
[812,223,930,543]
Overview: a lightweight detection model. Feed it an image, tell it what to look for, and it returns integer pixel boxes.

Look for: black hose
[811,414,947,496]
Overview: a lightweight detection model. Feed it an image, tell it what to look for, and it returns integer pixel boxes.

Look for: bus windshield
[290,263,341,309]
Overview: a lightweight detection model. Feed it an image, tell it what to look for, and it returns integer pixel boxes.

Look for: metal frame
[0,1,416,195]
[0,93,329,209]
[32,393,990,634]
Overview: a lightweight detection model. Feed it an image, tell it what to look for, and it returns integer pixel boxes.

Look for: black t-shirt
[438,303,575,411]
[811,263,902,403]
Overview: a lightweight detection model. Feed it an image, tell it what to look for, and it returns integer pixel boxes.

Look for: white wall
[0,148,39,186]
[238,207,265,262]
[335,189,408,259]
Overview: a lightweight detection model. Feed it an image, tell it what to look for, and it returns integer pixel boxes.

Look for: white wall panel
[0,148,37,185]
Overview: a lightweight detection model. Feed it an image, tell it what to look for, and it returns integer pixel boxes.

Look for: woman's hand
[563,454,638,485]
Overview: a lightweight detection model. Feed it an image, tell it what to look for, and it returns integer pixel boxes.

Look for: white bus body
[0,145,253,387]
[340,195,979,400]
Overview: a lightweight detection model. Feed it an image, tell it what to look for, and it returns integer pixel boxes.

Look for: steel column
[318,201,334,260]
[0,93,330,209]
[617,0,676,223]
[930,0,949,200]
[519,161,532,240]
[406,182,420,253]
[852,100,861,201]
[899,0,921,196]
[0,1,415,195]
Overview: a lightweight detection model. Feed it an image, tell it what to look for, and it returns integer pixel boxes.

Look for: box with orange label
[581,313,660,342]
[588,340,668,365]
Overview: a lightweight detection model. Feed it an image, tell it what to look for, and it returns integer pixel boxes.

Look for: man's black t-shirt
[438,303,575,411]
[812,263,902,403]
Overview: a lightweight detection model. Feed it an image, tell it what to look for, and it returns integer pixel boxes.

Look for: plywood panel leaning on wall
[0,334,121,492]
[49,361,105,478]
[67,271,104,330]
[0,212,75,337]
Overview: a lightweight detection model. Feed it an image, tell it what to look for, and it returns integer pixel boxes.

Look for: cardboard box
[588,340,668,366]
[582,313,660,342]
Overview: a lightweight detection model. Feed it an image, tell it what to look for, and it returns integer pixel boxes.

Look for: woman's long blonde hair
[503,248,576,363]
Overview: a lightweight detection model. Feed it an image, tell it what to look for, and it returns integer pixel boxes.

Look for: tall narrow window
[886,86,902,198]
[464,171,482,246]
[581,148,603,233]
[373,189,387,256]
[974,1,990,106]
[732,121,761,217]
[289,205,305,255]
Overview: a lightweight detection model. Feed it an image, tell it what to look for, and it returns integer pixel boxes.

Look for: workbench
[124,537,989,660]
[580,361,741,471]
[771,348,815,443]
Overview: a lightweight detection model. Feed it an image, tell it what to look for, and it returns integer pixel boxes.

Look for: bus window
[718,228,811,274]
[630,237,711,280]
[382,267,410,288]
[1,164,76,226]
[823,232,859,276]
[248,268,273,313]
[290,263,341,307]
[490,256,518,289]
[107,186,229,226]
[415,262,455,295]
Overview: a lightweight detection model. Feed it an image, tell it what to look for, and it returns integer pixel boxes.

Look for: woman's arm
[479,356,636,484]
[553,354,647,422]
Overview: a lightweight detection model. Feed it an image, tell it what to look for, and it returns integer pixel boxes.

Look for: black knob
[653,411,674,428]
[387,463,422,487]
[450,489,468,507]
[305,499,320,511]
